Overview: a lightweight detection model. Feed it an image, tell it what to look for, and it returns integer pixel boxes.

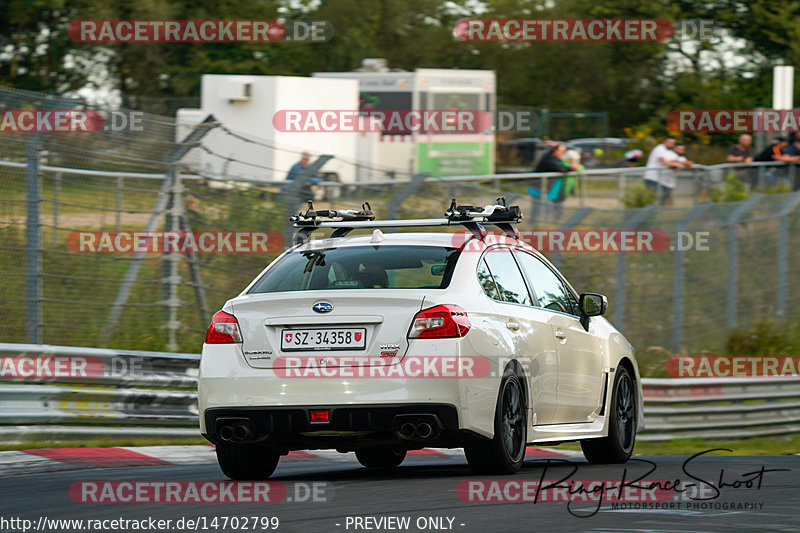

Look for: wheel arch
[615,356,645,432]
[503,358,530,411]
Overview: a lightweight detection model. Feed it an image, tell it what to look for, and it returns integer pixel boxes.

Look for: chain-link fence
[1,85,799,358]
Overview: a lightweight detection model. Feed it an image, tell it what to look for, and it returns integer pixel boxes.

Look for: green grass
[541,434,800,456]
[629,435,800,456]
[2,435,798,456]
[0,435,209,451]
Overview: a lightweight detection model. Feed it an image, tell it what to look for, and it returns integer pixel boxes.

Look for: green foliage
[622,183,657,208]
[764,183,793,195]
[634,346,673,379]
[0,0,90,92]
[714,1,800,67]
[726,319,800,357]
[710,173,750,202]
[0,0,793,138]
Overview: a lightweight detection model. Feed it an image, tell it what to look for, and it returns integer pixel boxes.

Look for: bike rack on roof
[289,198,523,245]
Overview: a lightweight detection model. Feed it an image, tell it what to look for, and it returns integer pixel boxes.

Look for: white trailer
[177,74,360,182]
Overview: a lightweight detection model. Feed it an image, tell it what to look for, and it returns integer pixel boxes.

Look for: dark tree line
[0,0,796,136]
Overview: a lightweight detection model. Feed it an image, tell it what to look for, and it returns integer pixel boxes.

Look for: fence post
[614,205,656,330]
[580,172,587,206]
[25,132,43,343]
[550,206,594,269]
[165,171,183,352]
[726,194,762,329]
[777,191,800,317]
[672,203,712,352]
[52,172,61,247]
[116,176,123,231]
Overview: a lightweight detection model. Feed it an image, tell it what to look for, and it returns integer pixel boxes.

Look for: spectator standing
[644,137,682,204]
[561,149,583,198]
[727,134,753,163]
[752,137,800,189]
[286,152,323,184]
[529,143,573,221]
[784,132,800,157]
[533,143,573,201]
[753,137,798,163]
[674,143,693,168]
[285,152,323,203]
[782,134,800,190]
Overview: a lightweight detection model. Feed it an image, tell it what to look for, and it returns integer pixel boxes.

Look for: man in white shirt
[644,137,684,205]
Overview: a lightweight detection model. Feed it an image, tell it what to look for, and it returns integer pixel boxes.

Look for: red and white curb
[0,446,584,476]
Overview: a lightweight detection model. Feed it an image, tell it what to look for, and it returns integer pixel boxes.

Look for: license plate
[281,328,367,351]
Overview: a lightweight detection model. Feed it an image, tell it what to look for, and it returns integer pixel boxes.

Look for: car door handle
[554,329,567,340]
[506,321,520,331]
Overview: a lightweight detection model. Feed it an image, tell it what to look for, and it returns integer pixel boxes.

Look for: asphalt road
[2,452,799,533]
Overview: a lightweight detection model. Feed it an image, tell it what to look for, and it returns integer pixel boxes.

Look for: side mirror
[579,293,607,317]
[579,293,607,331]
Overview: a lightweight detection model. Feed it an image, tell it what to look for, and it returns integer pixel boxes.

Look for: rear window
[249,246,460,293]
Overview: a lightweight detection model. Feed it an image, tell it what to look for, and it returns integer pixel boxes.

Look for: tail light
[309,410,330,423]
[205,310,242,344]
[408,304,471,338]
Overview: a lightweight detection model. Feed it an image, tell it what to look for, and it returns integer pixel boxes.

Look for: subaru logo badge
[313,302,333,313]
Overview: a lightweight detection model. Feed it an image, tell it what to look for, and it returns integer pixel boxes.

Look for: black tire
[464,369,527,475]
[581,366,637,464]
[355,446,407,468]
[216,442,280,480]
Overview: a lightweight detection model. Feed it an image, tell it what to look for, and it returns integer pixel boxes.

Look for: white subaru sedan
[198,202,643,479]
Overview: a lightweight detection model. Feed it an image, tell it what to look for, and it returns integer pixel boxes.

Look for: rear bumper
[202,404,461,450]
[198,344,501,440]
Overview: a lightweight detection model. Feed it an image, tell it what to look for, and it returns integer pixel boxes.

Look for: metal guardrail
[1,155,793,188]
[638,377,800,441]
[1,344,798,443]
[0,343,199,440]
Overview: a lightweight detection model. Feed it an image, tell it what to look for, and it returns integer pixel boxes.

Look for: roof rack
[290,198,523,245]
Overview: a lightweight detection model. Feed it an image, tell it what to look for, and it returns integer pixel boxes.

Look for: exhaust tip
[233,424,251,441]
[219,425,234,442]
[399,422,417,439]
[416,422,433,439]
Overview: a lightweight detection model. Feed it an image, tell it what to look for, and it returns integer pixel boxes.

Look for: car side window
[477,258,501,300]
[516,251,578,315]
[482,248,532,305]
